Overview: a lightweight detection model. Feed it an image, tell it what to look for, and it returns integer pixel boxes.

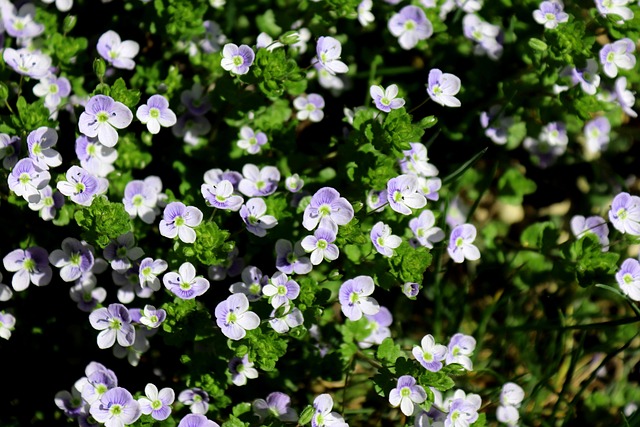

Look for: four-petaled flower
[388,5,433,50]
[409,209,445,249]
[301,220,340,265]
[229,354,259,386]
[446,332,477,370]
[88,303,136,349]
[8,158,51,203]
[221,43,255,75]
[315,36,349,75]
[294,93,326,122]
[609,192,640,236]
[253,391,298,423]
[533,1,569,29]
[78,95,134,147]
[89,386,142,427]
[57,165,107,207]
[388,375,427,417]
[136,94,178,134]
[387,174,427,215]
[447,224,481,263]
[412,334,448,372]
[163,262,210,300]
[2,246,52,292]
[215,293,260,340]
[427,68,462,107]
[178,388,210,415]
[201,179,244,211]
[239,197,278,237]
[138,383,175,421]
[312,393,348,427]
[599,38,636,78]
[49,237,95,282]
[262,271,300,308]
[303,187,355,231]
[159,201,204,244]
[339,275,380,321]
[97,30,140,70]
[616,258,640,301]
[370,83,405,112]
[371,221,402,257]
[237,126,267,154]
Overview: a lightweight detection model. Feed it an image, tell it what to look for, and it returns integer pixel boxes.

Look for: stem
[407,97,430,115]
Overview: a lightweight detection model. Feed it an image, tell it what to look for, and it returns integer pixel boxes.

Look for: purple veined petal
[191,278,210,296]
[178,225,197,244]
[237,311,260,330]
[389,98,405,109]
[400,397,414,416]
[179,262,197,282]
[158,387,176,405]
[324,244,340,260]
[97,123,119,147]
[158,109,177,127]
[342,302,362,320]
[152,405,171,420]
[184,206,204,226]
[223,322,247,340]
[159,221,178,239]
[370,85,384,99]
[116,323,136,347]
[96,328,117,349]
[388,389,401,407]
[314,394,334,413]
[108,102,134,129]
[11,269,30,291]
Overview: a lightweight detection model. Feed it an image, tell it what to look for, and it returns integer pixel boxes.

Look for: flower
[75,135,118,177]
[178,388,210,414]
[427,69,461,107]
[613,76,637,118]
[229,354,259,386]
[410,210,445,249]
[239,197,278,237]
[389,375,427,416]
[69,278,107,312]
[237,125,267,154]
[371,221,402,257]
[26,127,62,171]
[0,133,21,170]
[90,387,141,427]
[500,382,525,408]
[237,163,280,197]
[301,220,340,265]
[599,38,636,78]
[616,258,640,301]
[215,293,260,340]
[28,185,64,221]
[138,383,175,421]
[78,95,134,147]
[136,94,177,134]
[201,179,244,211]
[269,304,304,333]
[480,105,514,145]
[89,303,136,349]
[275,239,313,275]
[303,187,355,230]
[570,215,609,251]
[403,282,420,299]
[41,0,73,12]
[49,237,95,282]
[2,3,45,39]
[230,266,268,301]
[221,43,255,75]
[388,5,433,50]
[3,48,52,79]
[339,275,380,321]
[370,84,405,112]
[123,176,163,223]
[445,333,476,370]
[0,311,16,340]
[56,165,107,207]
[137,305,167,329]
[412,334,448,372]
[315,36,349,75]
[294,93,325,122]
[312,393,348,427]
[358,0,375,26]
[400,142,439,177]
[560,58,600,95]
[8,158,51,203]
[609,192,640,236]
[443,390,481,427]
[594,0,634,22]
[583,116,611,153]
[387,174,427,215]
[159,201,204,244]
[253,391,298,422]
[359,306,393,348]
[2,247,52,291]
[139,257,168,291]
[533,1,569,29]
[285,173,304,192]
[447,224,480,263]
[163,262,210,300]
[103,232,144,273]
[97,30,140,70]
[462,14,503,60]
[262,271,300,308]
[33,74,71,111]
[178,414,220,427]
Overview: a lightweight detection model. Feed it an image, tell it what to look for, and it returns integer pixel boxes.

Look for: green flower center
[109,318,122,330]
[377,236,385,247]
[618,208,628,220]
[110,404,122,416]
[23,258,36,272]
[87,144,97,156]
[43,196,54,207]
[607,52,615,63]
[381,97,390,106]
[49,84,59,94]
[227,311,237,324]
[349,292,359,304]
[96,111,109,123]
[233,55,243,66]
[180,281,191,290]
[32,143,42,155]
[404,20,416,31]
[175,216,185,227]
[623,273,634,285]
[75,182,86,194]
[248,137,257,145]
[151,399,163,410]
[249,283,261,295]
[545,12,555,21]
[149,108,160,119]
[400,387,411,398]
[70,253,81,266]
[132,195,143,207]
[256,181,265,190]
[19,173,31,185]
[393,190,403,203]
[317,239,328,249]
[116,247,128,258]
[277,285,287,295]
[142,267,152,276]
[319,205,331,217]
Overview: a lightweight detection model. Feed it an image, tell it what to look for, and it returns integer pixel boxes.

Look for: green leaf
[110,78,140,108]
[377,337,405,366]
[298,405,314,425]
[73,196,132,248]
[497,167,537,205]
[419,370,456,392]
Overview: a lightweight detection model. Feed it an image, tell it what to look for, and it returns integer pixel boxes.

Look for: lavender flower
[180,82,212,116]
[0,272,12,301]
[8,158,51,203]
[583,116,611,153]
[445,333,476,370]
[221,43,255,75]
[178,388,210,414]
[136,94,177,134]
[269,304,304,333]
[533,1,569,29]
[253,392,298,422]
[103,232,144,273]
[600,38,636,78]
[389,375,427,416]
[480,105,514,145]
[69,279,106,312]
[0,133,21,170]
[570,215,609,251]
[201,179,244,211]
[412,334,448,372]
[275,239,313,275]
[215,293,260,340]
[90,387,141,427]
[371,221,402,257]
[229,266,268,301]
[313,61,346,91]
[443,390,481,427]
[358,0,375,26]
[500,382,525,408]
[237,163,280,197]
[613,76,637,118]
[27,127,62,171]
[387,174,427,215]
[75,135,118,177]
[2,47,51,79]
[0,311,16,340]
[367,189,388,211]
[263,272,300,308]
[370,84,405,112]
[2,247,52,291]
[138,383,174,421]
[560,59,601,95]
[237,125,267,154]
[359,306,393,348]
[303,187,355,230]
[28,185,64,221]
[178,414,220,427]
[123,176,163,223]
[89,303,136,349]
[240,197,278,237]
[139,257,168,291]
[33,74,71,111]
[312,394,348,427]
[462,14,503,60]
[97,30,140,70]
[229,354,259,386]
[447,224,480,263]
[315,36,349,75]
[136,305,167,329]
[294,93,325,122]
[400,142,439,177]
[427,68,462,107]
[388,5,433,50]
[41,0,73,12]
[301,220,340,265]
[78,95,134,147]
[56,165,107,207]
[616,258,640,301]
[77,362,118,404]
[49,237,95,282]
[2,3,44,40]
[159,201,203,244]
[285,173,304,192]
[199,20,227,53]
[339,275,380,321]
[53,387,85,419]
[163,262,210,300]
[204,168,243,189]
[609,192,640,236]
[409,209,445,249]
[595,0,634,22]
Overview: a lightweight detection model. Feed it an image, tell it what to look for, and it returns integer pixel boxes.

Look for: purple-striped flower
[136,94,177,134]
[49,237,95,282]
[570,215,609,251]
[89,303,136,349]
[123,176,163,224]
[448,224,480,263]
[27,127,62,171]
[221,43,255,75]
[427,68,461,107]
[97,30,140,70]
[389,375,427,416]
[0,133,21,170]
[159,201,203,244]
[294,93,325,122]
[533,1,569,29]
[370,84,405,112]
[240,198,278,237]
[69,280,106,312]
[388,5,433,50]
[238,163,280,197]
[595,0,634,22]
[312,393,348,427]
[75,135,118,177]
[269,304,304,333]
[263,272,300,308]
[178,414,220,427]
[387,174,427,215]
[237,126,267,154]
[359,306,393,348]
[77,362,118,404]
[412,334,448,372]
[613,76,637,118]
[139,257,168,291]
[135,305,167,329]
[178,388,210,414]
[90,387,141,427]
[560,59,600,95]
[2,47,52,79]
[275,239,312,275]
[33,73,71,110]
[303,187,355,231]
[138,383,174,421]
[462,13,503,60]
[409,209,445,249]
[103,232,144,273]
[616,258,640,301]
[28,185,64,221]
[2,3,45,39]
[253,392,298,423]
[8,158,51,203]
[57,165,107,207]
[285,173,304,193]
[445,333,476,370]
[301,220,340,265]
[2,246,52,291]
[609,192,640,236]
[230,266,268,301]
[444,390,481,427]
[480,105,513,145]
[583,116,611,153]
[315,36,349,75]
[339,275,380,321]
[0,311,16,340]
[400,142,439,177]
[201,179,244,211]
[163,262,210,300]
[371,221,402,257]
[229,354,259,386]
[600,38,636,78]
[78,95,134,147]
[215,293,260,340]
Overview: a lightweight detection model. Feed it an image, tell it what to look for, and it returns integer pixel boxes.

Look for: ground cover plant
[1,0,640,426]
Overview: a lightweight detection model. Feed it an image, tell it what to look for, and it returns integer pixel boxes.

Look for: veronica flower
[410,209,445,249]
[26,127,62,171]
[201,179,244,211]
[90,387,141,427]
[2,3,44,40]
[236,125,267,154]
[138,383,174,421]
[77,361,118,404]
[253,391,298,423]
[358,0,375,26]
[123,176,163,224]
[496,404,520,426]
[238,163,280,197]
[412,334,448,372]
[613,76,637,118]
[294,93,326,122]
[312,394,348,427]
[49,237,95,282]
[616,258,640,301]
[609,192,640,235]
[367,189,388,211]
[229,354,259,386]
[388,5,433,50]
[570,215,609,251]
[370,84,405,112]
[221,43,255,75]
[97,30,140,70]
[136,94,177,134]
[262,272,300,308]
[240,197,278,237]
[163,262,210,300]
[389,375,427,417]
[256,32,283,51]
[137,305,167,329]
[339,275,380,321]
[69,279,107,312]
[313,61,346,91]
[54,386,85,419]
[269,304,304,333]
[285,173,304,192]
[178,388,210,414]
[27,185,63,221]
[0,273,13,302]
[2,47,52,79]
[445,333,476,370]
[230,266,268,301]
[75,135,118,177]
[359,306,393,349]
[427,68,462,107]
[0,311,16,340]
[533,1,569,29]
[57,165,107,207]
[301,220,340,265]
[583,116,611,153]
[371,222,402,257]
[462,14,503,60]
[78,95,134,147]
[275,239,313,275]
[33,74,72,111]
[594,0,634,22]
[3,247,52,291]
[8,158,51,203]
[178,414,220,427]
[204,168,243,189]
[480,105,514,145]
[560,59,601,95]
[315,36,349,75]
[41,0,73,12]
[500,382,525,408]
[0,133,21,170]
[456,0,483,12]
[159,201,203,244]
[387,174,427,215]
[400,142,439,177]
[447,224,480,263]
[138,257,168,291]
[599,38,636,78]
[443,390,481,427]
[103,232,144,273]
[539,121,568,147]
[215,293,260,340]
[523,134,566,168]
[89,303,136,349]
[303,187,355,230]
